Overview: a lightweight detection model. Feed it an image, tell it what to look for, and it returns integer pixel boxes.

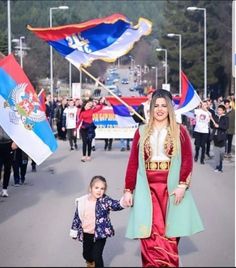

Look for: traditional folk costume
[125,124,204,267]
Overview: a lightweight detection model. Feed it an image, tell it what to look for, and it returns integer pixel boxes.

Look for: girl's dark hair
[81,98,93,111]
[90,175,107,191]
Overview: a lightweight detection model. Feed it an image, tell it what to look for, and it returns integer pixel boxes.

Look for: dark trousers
[12,148,28,184]
[83,233,106,268]
[31,160,36,169]
[225,134,233,154]
[206,131,212,156]
[57,122,67,140]
[194,132,208,162]
[67,128,77,149]
[104,139,113,150]
[80,128,92,157]
[0,142,13,190]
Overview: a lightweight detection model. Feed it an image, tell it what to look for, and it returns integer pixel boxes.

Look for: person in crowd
[45,94,54,128]
[31,159,37,172]
[129,88,155,125]
[77,97,105,162]
[210,104,229,172]
[0,125,17,197]
[54,97,68,140]
[62,99,78,151]
[12,148,28,186]
[104,138,113,151]
[193,100,211,164]
[224,99,235,158]
[228,93,235,110]
[120,138,130,152]
[122,89,204,267]
[205,98,216,159]
[69,175,126,268]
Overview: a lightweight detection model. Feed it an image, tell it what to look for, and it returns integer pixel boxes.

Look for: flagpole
[81,67,146,123]
[38,88,44,96]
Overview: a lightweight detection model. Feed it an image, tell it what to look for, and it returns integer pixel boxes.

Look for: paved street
[0,137,235,267]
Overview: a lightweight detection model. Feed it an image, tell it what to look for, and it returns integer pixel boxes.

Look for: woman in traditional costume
[123,89,204,267]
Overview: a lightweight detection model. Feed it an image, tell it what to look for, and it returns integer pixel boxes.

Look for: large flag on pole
[0,54,58,165]
[175,71,201,116]
[27,13,152,69]
[106,96,146,127]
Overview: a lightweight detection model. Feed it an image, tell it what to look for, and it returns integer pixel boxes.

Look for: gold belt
[145,161,170,171]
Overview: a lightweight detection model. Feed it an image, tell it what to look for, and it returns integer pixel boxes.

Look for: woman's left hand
[170,187,186,205]
[100,97,106,104]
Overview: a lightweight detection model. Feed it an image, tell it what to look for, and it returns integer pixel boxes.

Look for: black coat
[212,114,229,147]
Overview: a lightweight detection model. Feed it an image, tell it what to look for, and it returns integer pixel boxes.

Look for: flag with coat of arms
[27,13,152,70]
[0,54,58,165]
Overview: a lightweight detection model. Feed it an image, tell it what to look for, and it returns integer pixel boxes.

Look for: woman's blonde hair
[140,90,180,157]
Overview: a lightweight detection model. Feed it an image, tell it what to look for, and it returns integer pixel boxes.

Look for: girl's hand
[123,191,133,207]
[170,187,186,205]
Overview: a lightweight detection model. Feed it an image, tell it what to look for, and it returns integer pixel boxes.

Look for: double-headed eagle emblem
[4,83,46,130]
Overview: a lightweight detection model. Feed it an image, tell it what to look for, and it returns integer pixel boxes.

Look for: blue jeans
[120,139,130,148]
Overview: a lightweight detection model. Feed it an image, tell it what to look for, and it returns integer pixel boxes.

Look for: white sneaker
[1,189,8,197]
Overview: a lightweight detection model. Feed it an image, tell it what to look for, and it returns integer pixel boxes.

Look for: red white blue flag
[106,96,147,127]
[27,13,152,69]
[0,54,57,165]
[175,71,201,116]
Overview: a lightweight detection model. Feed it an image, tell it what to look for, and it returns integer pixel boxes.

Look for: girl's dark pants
[83,233,106,268]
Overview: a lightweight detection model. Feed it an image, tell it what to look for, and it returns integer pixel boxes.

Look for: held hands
[123,191,133,207]
[170,187,186,205]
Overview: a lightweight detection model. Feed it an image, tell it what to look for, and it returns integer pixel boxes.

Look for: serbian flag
[27,13,152,69]
[106,96,147,127]
[0,54,57,165]
[175,71,201,116]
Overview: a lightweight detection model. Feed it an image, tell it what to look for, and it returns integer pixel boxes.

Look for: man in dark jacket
[210,105,229,172]
[224,99,235,158]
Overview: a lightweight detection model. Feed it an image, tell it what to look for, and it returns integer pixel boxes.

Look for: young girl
[70,175,126,268]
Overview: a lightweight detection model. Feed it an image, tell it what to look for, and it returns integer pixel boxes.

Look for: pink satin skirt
[140,170,179,267]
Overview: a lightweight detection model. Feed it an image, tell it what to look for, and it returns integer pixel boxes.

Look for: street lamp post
[129,56,135,87]
[137,65,142,85]
[187,6,207,99]
[7,0,11,54]
[19,36,25,68]
[167,33,182,95]
[156,48,168,84]
[69,62,72,97]
[152,66,158,89]
[49,5,69,98]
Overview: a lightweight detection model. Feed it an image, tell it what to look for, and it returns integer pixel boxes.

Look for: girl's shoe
[86,156,91,161]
